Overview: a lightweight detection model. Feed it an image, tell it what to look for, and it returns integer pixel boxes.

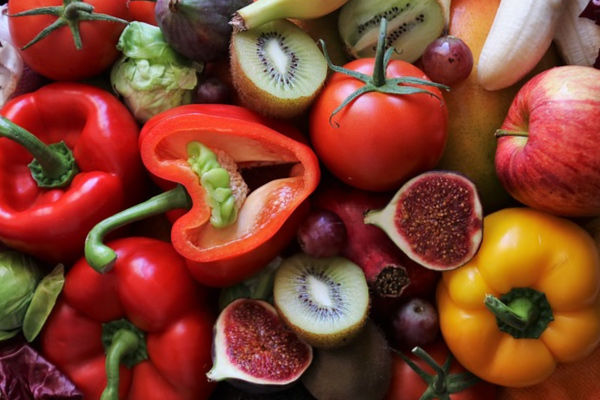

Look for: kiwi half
[273,253,370,349]
[230,19,328,119]
[338,0,446,62]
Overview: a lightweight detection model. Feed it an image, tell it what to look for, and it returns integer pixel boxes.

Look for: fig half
[364,171,483,271]
[206,298,313,393]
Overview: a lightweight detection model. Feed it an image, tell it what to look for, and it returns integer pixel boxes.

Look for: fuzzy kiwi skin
[301,320,393,400]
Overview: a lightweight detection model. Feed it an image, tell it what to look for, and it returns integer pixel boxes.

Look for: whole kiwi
[301,320,393,400]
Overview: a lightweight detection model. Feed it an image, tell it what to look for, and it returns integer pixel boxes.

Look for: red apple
[494,65,600,217]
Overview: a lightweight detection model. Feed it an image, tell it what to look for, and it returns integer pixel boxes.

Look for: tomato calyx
[397,346,481,400]
[319,17,450,127]
[9,0,129,50]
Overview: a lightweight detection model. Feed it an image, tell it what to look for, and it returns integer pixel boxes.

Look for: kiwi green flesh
[339,0,445,62]
[273,253,370,349]
[232,19,327,100]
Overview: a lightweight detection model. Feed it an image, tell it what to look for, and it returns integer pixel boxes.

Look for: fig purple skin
[156,0,252,63]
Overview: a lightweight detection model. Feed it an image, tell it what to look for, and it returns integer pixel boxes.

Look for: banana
[231,0,350,32]
[477,0,566,91]
[553,0,600,67]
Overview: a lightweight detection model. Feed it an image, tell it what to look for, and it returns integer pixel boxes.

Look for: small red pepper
[85,104,320,287]
[0,82,147,265]
[39,237,216,400]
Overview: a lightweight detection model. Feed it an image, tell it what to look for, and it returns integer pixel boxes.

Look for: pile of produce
[0,0,599,398]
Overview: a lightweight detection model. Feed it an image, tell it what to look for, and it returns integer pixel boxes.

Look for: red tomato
[127,0,157,26]
[384,340,497,400]
[309,59,448,192]
[8,0,131,81]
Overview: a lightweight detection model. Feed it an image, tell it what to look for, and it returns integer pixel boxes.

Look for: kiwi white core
[274,254,369,337]
[233,19,327,100]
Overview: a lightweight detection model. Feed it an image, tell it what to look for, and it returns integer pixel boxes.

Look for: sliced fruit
[273,253,370,349]
[206,298,313,393]
[301,320,392,400]
[230,18,328,119]
[337,0,446,62]
[364,171,483,271]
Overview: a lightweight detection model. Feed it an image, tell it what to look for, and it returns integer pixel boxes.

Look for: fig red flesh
[365,171,484,271]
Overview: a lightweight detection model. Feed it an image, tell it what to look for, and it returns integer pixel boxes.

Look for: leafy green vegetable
[111,21,203,122]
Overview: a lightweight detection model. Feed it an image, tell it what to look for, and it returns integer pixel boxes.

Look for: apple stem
[494,129,529,138]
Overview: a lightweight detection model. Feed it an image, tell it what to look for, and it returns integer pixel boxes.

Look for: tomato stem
[10,0,128,51]
[318,18,450,128]
[395,346,482,399]
[371,16,388,87]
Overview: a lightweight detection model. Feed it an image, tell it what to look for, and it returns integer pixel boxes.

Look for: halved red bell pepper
[39,237,216,400]
[85,104,320,287]
[0,82,147,265]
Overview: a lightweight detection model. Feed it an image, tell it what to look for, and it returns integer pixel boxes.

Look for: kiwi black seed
[301,320,393,400]
[273,253,370,349]
[230,18,328,119]
[338,0,446,62]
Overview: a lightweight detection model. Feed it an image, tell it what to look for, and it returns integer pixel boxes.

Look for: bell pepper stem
[0,116,78,188]
[85,185,192,274]
[484,287,553,339]
[484,294,537,331]
[100,329,141,400]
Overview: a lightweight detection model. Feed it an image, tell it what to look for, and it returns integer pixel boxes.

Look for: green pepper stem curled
[85,185,192,274]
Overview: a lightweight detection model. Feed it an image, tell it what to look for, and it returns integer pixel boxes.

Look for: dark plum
[421,35,474,86]
[297,209,347,258]
[389,297,439,350]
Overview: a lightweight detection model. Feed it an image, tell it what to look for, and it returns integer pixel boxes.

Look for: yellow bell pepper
[436,207,600,388]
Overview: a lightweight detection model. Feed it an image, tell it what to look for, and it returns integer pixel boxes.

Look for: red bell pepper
[39,237,216,400]
[0,82,147,265]
[85,104,320,287]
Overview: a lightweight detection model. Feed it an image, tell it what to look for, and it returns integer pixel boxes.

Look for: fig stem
[494,129,530,138]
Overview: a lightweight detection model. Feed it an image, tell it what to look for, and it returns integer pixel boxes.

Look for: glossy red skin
[40,237,217,400]
[8,0,130,81]
[494,66,600,217]
[0,82,146,265]
[127,0,158,26]
[309,59,449,192]
[384,340,497,400]
[139,104,320,287]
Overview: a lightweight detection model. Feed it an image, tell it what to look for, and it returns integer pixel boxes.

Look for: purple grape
[389,297,439,350]
[421,35,474,86]
[194,76,231,104]
[297,209,347,258]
